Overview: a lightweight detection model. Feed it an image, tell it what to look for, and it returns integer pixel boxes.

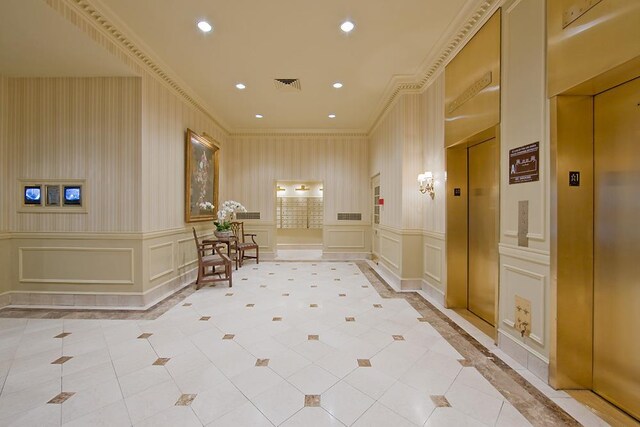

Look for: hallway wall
[224,134,370,256]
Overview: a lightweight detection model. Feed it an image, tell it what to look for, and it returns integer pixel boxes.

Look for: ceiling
[0,0,135,78]
[1,0,479,132]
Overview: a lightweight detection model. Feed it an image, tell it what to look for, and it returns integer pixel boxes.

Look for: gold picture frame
[185,129,219,222]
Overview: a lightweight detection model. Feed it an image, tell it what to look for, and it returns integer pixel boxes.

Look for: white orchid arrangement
[198,201,214,212]
[214,200,247,231]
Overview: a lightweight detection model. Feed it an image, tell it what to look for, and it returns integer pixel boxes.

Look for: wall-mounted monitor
[63,186,82,206]
[24,186,42,205]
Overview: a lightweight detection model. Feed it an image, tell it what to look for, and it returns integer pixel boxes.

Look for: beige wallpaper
[224,135,369,225]
[421,75,446,234]
[141,75,228,232]
[6,77,142,232]
[1,76,7,232]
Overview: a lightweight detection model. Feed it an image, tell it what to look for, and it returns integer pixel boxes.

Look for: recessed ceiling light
[332,82,343,89]
[340,20,355,33]
[197,21,212,33]
[328,114,336,119]
[235,83,246,90]
[255,114,263,119]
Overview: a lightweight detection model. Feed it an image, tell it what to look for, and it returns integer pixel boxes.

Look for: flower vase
[214,230,233,239]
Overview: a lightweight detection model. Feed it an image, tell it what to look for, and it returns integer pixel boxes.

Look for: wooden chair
[229,221,259,267]
[192,228,232,289]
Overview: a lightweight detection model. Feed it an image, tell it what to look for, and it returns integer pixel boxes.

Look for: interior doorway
[275,181,324,253]
[592,77,639,420]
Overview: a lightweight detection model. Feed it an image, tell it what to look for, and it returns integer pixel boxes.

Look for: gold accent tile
[138,333,153,339]
[200,316,211,321]
[392,335,405,341]
[430,395,451,407]
[183,303,192,307]
[312,273,318,275]
[334,279,341,281]
[339,294,346,297]
[373,304,382,308]
[223,334,235,340]
[246,304,255,307]
[282,293,290,297]
[225,293,233,296]
[51,356,73,365]
[273,317,283,322]
[47,392,75,404]
[292,268,298,270]
[331,268,336,271]
[312,264,317,266]
[308,335,319,341]
[288,279,294,281]
[357,359,372,367]
[153,358,171,366]
[345,317,355,322]
[253,268,258,270]
[175,394,197,406]
[54,332,71,339]
[242,278,248,281]
[310,304,318,308]
[255,359,270,367]
[305,395,321,407]
[311,285,317,288]
[269,273,275,275]
[361,285,369,288]
[417,317,429,322]
[260,285,267,288]
[458,359,473,367]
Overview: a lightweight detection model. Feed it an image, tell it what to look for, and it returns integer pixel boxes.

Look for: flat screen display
[24,186,42,205]
[63,186,82,205]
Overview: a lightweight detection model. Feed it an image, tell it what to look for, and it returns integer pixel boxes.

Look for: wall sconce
[276,185,285,192]
[418,172,435,199]
[295,184,309,191]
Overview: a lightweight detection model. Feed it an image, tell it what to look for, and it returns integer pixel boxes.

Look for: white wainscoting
[19,247,134,285]
[498,243,550,380]
[422,231,446,304]
[148,241,175,282]
[324,224,370,253]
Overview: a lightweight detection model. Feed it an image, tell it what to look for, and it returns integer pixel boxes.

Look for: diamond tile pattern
[0,261,570,427]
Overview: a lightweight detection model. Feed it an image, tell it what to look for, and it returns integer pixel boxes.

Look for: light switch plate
[515,295,531,337]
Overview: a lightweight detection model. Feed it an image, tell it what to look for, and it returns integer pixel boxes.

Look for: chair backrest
[230,221,244,243]
[192,227,203,262]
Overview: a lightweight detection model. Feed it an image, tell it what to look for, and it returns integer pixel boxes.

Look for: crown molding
[48,0,500,138]
[48,0,230,134]
[368,0,501,136]
[230,129,368,138]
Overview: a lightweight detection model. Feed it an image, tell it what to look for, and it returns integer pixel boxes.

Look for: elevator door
[593,77,640,420]
[468,138,499,326]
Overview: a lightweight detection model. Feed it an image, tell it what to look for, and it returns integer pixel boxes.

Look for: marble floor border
[354,260,581,427]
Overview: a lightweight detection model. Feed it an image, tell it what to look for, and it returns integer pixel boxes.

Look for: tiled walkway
[0,261,584,426]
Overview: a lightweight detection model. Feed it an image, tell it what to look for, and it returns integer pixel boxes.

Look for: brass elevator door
[468,138,498,326]
[593,77,640,420]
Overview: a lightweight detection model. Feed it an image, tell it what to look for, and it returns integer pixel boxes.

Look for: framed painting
[185,129,219,222]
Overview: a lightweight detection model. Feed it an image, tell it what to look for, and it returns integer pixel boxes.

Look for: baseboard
[421,279,445,306]
[276,244,323,250]
[373,261,422,291]
[1,267,198,311]
[321,252,371,260]
[498,329,549,382]
[0,292,10,309]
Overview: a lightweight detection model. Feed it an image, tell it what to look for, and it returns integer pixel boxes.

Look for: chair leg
[228,262,232,287]
[256,247,259,264]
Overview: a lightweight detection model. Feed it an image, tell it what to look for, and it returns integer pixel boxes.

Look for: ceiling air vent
[274,78,302,92]
[236,212,260,220]
[337,213,362,221]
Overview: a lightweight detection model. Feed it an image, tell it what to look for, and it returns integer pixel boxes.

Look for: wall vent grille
[236,212,261,220]
[274,78,302,91]
[337,213,362,221]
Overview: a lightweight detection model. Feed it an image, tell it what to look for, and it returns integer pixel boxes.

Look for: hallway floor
[0,261,605,426]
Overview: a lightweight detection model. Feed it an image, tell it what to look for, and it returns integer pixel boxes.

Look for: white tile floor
[0,261,601,426]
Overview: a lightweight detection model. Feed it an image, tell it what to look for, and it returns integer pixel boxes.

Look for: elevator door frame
[445,125,500,338]
[550,61,640,421]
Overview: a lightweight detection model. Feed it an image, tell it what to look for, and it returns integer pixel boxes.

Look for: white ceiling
[0,0,135,77]
[1,0,478,132]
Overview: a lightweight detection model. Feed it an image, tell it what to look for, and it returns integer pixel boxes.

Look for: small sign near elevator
[509,142,539,184]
